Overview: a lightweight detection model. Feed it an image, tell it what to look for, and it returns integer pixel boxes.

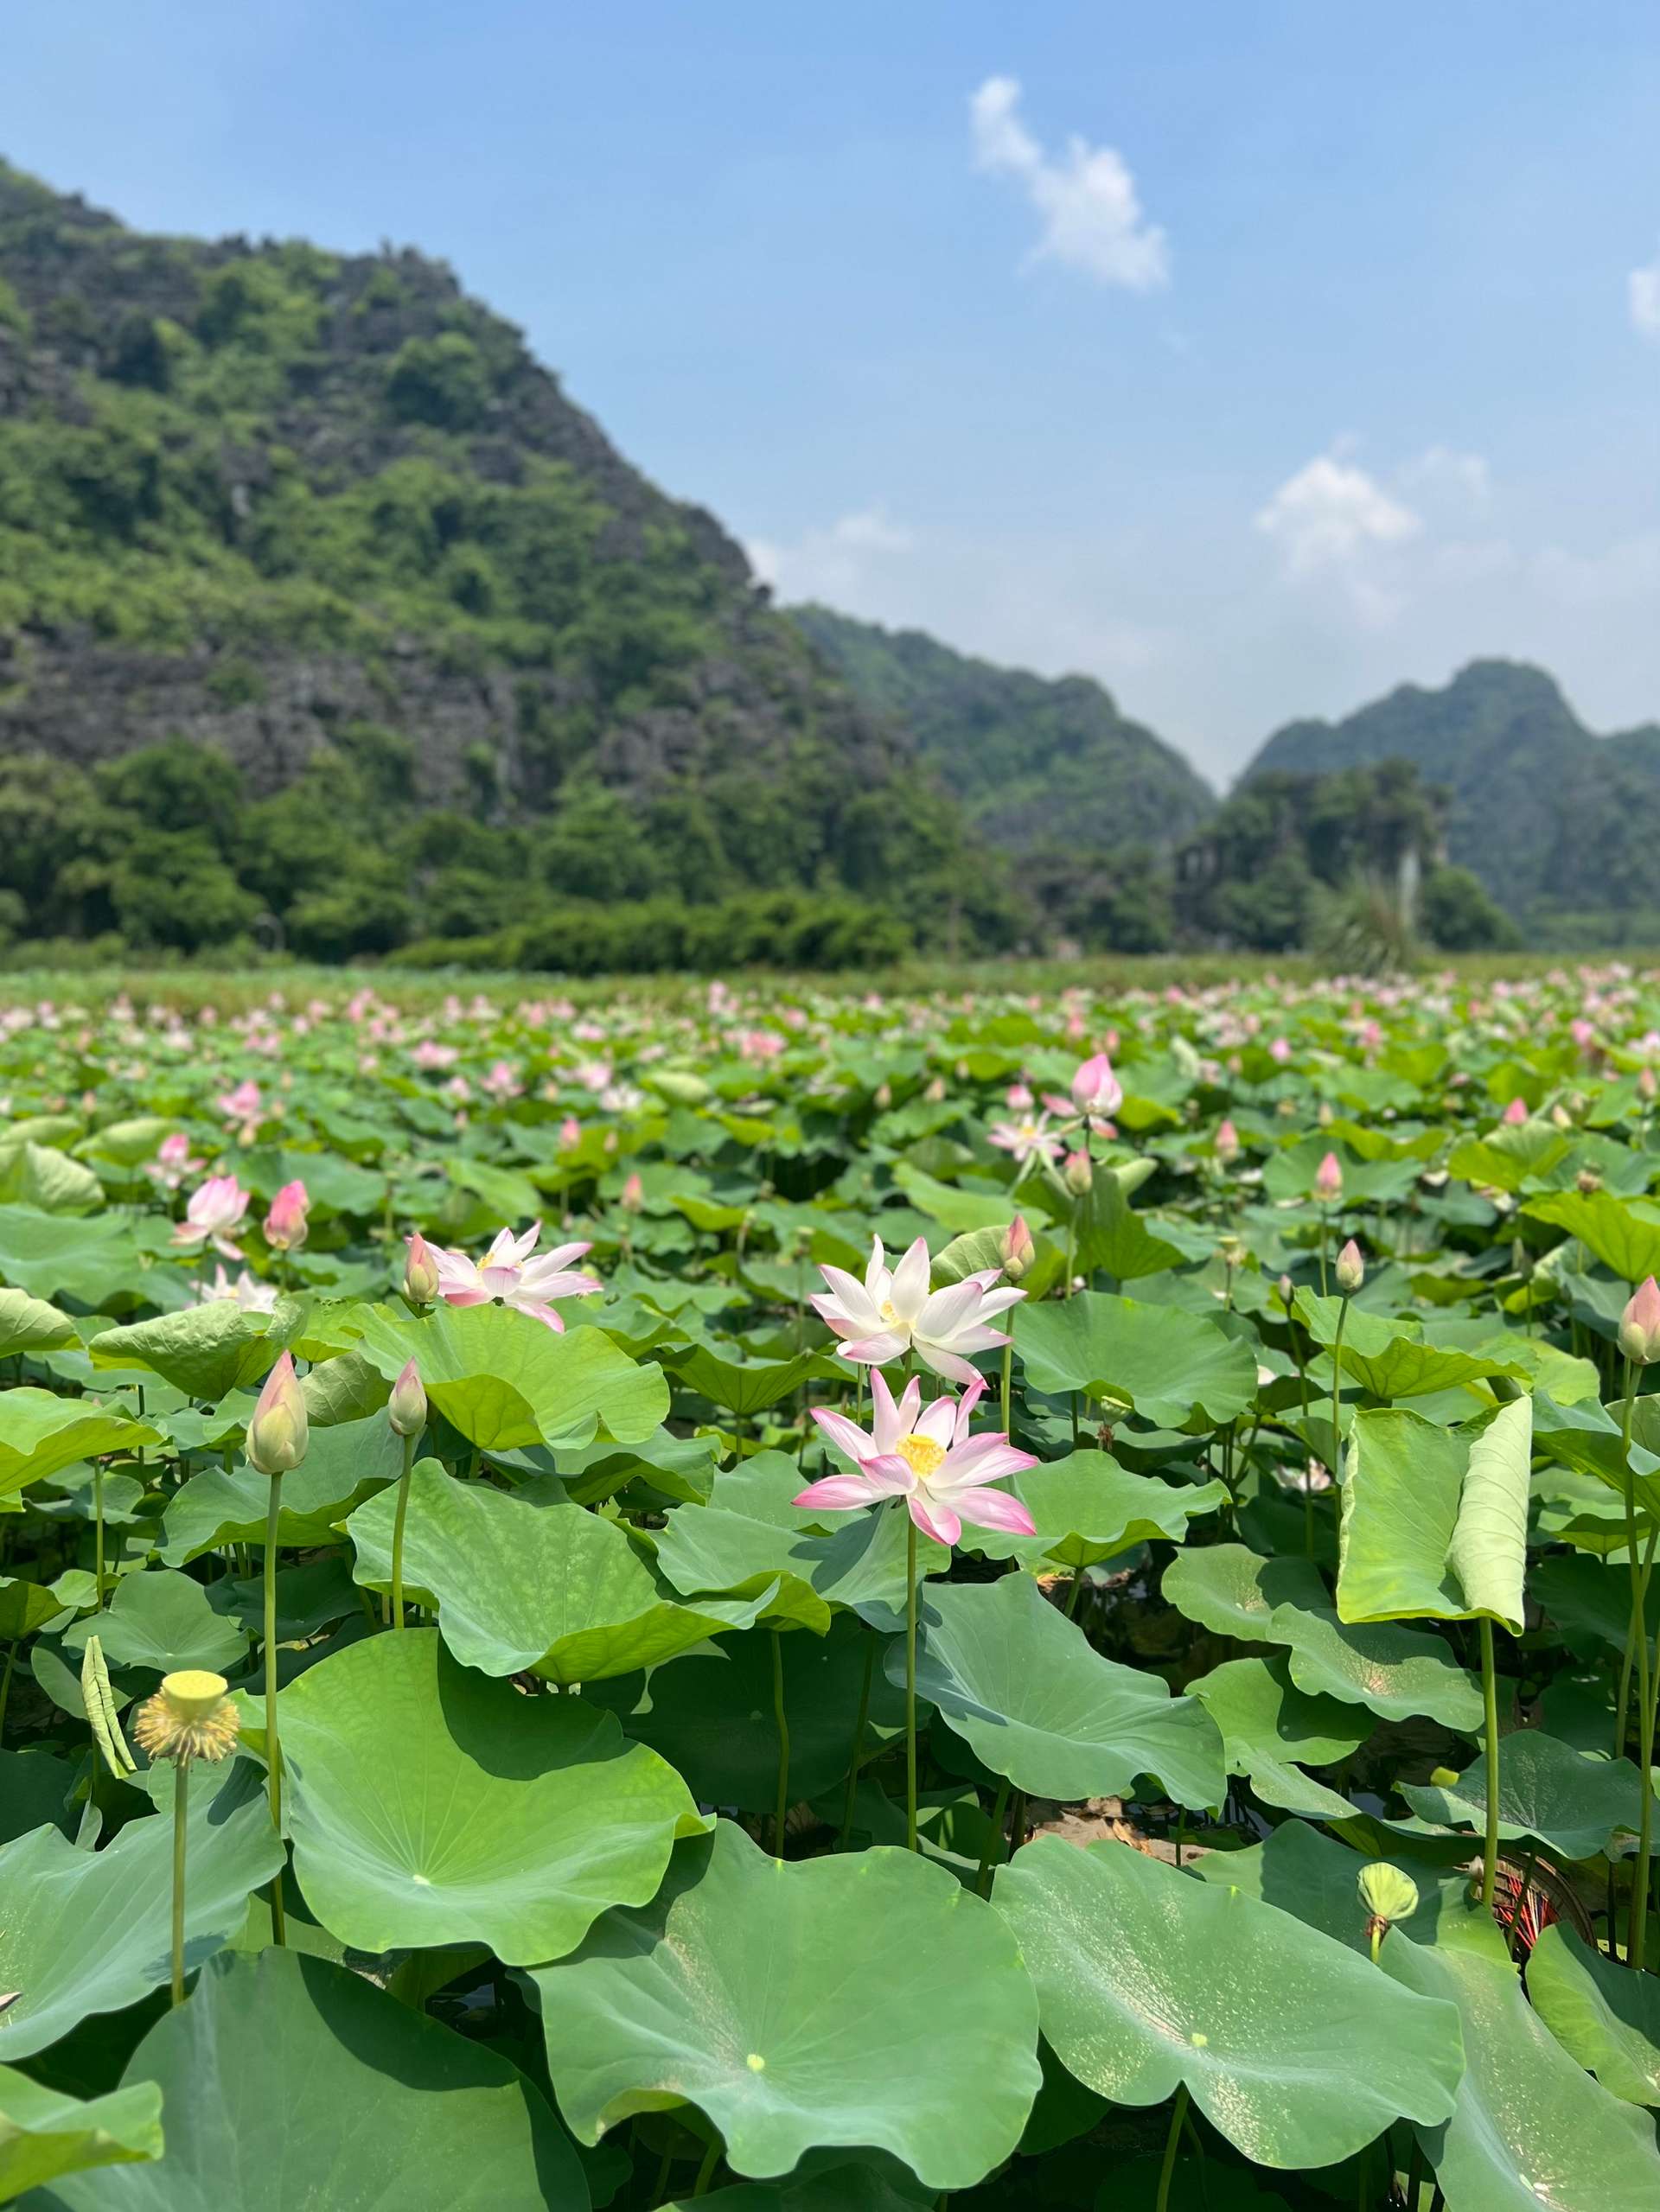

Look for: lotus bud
[1313,1151,1343,1204]
[1278,1272,1294,1309]
[1063,1149,1094,1197]
[559,1115,582,1148]
[1071,1051,1122,1118]
[387,1358,427,1438]
[263,1178,310,1253]
[1641,1066,1657,1102]
[999,1214,1035,1282]
[1335,1239,1364,1296]
[1619,1277,1660,1366]
[1217,1233,1244,1272]
[620,1171,645,1214]
[402,1230,440,1305]
[246,1351,308,1476]
[1357,1860,1419,1944]
[873,1081,892,1109]
[924,1076,947,1103]
[1214,1118,1241,1165]
[132,1669,240,1767]
[1511,1237,1529,1278]
[1550,1104,1572,1131]
[1576,1167,1602,1195]
[1502,1096,1528,1125]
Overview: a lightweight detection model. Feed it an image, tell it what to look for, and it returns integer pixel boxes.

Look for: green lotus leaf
[0,1574,66,1639]
[1533,1552,1660,1653]
[0,1748,75,1845]
[0,2064,163,2201]
[298,1348,393,1426]
[237,1144,389,1220]
[1386,1935,1660,2209]
[1338,1401,1531,1634]
[27,1947,589,2211]
[348,1300,668,1450]
[88,1303,279,1403]
[0,1208,142,1308]
[1522,1188,1660,1284]
[160,1412,405,1564]
[1527,1922,1660,2105]
[0,1287,77,1361]
[61,1569,249,1677]
[532,1820,1041,2191]
[0,1763,283,2057]
[76,1116,180,1170]
[993,1835,1464,2169]
[1013,1292,1259,1428]
[931,1223,1063,1301]
[1161,1544,1331,1642]
[1186,1654,1369,1820]
[1399,1732,1646,1860]
[891,1571,1226,1810]
[668,2158,933,2211]
[0,1144,104,1215]
[0,1392,163,1506]
[346,1461,769,1682]
[276,1627,706,1964]
[961,1451,1229,1569]
[1293,1291,1529,1399]
[665,1343,825,1415]
[1532,1393,1660,1522]
[1271,1603,1484,1729]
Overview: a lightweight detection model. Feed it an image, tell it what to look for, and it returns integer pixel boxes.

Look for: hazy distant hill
[790,605,1216,855]
[1245,660,1660,936]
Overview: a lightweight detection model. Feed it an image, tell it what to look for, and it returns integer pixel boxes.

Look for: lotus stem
[171,1756,190,2005]
[1633,1614,1660,1969]
[264,1472,286,1945]
[999,1338,1012,1436]
[391,1431,416,1631]
[692,2138,721,2195]
[839,1635,875,1852]
[1478,1617,1499,1914]
[1154,2083,1190,2212]
[1063,1215,1076,1299]
[1318,1207,1329,1297]
[905,1510,919,1852]
[0,1639,14,1743]
[770,1628,790,1858]
[974,1777,1011,1896]
[1616,1356,1644,1762]
[1330,1291,1349,1496]
[93,1463,105,1603]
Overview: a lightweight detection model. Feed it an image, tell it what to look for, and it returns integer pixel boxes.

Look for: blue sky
[9,2,1660,784]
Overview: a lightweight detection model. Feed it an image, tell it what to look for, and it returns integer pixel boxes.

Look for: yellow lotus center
[161,1669,231,1720]
[878,1298,900,1325]
[895,1432,947,1478]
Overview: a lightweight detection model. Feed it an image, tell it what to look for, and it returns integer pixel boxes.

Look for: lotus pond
[3,967,1660,2209]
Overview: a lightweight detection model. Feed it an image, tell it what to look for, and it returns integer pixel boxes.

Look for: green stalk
[93,1463,105,1604]
[171,1756,190,2005]
[838,1635,875,1852]
[974,1777,1011,1897]
[1063,1214,1076,1298]
[1633,1610,1660,1969]
[264,1472,286,1945]
[1318,1208,1330,1297]
[999,1338,1012,1437]
[905,1510,919,1852]
[1330,1291,1350,1489]
[391,1431,416,1631]
[0,1638,15,1743]
[770,1628,791,1860]
[1616,1357,1643,1762]
[692,2139,721,2196]
[1154,2084,1190,2212]
[1478,1618,1500,1914]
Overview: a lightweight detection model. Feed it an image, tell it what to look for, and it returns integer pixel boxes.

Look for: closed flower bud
[1214,1118,1241,1164]
[1357,1860,1420,1938]
[1278,1273,1295,1308]
[620,1171,645,1214]
[1619,1276,1660,1366]
[1313,1151,1343,1204]
[1071,1051,1123,1118]
[1335,1239,1364,1295]
[387,1357,427,1438]
[1641,1066,1657,1101]
[263,1178,310,1253]
[1063,1149,1094,1196]
[403,1230,440,1305]
[999,1214,1035,1282]
[246,1351,309,1476]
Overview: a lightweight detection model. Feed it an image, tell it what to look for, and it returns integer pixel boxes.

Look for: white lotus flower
[809,1233,1024,1386]
[430,1221,600,1332]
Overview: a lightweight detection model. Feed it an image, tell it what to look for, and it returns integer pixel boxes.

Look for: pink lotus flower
[987,1112,1061,1170]
[1071,1052,1123,1119]
[795,1372,1038,1547]
[145,1130,202,1191]
[810,1233,1025,1386]
[482,1060,523,1101]
[264,1178,309,1253]
[430,1221,601,1332]
[1313,1151,1344,1204]
[172,1174,251,1259]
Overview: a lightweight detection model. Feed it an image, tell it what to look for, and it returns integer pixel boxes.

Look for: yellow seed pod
[132,1669,241,1767]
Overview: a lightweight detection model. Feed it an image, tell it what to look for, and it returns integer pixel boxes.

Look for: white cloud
[970,76,1168,290]
[1629,252,1660,340]
[744,506,914,602]
[1255,453,1421,581]
[1399,445,1491,504]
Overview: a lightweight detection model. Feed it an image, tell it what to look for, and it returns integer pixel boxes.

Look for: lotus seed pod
[1335,1239,1364,1295]
[1619,1277,1660,1366]
[1357,1860,1420,1932]
[132,1670,240,1766]
[246,1350,309,1476]
[387,1357,427,1438]
[402,1229,440,1305]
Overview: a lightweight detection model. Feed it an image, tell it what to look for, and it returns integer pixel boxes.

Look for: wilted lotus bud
[1063,1149,1094,1197]
[82,1635,137,1778]
[403,1230,440,1305]
[1313,1151,1343,1204]
[1576,1167,1603,1195]
[387,1357,427,1438]
[1000,1214,1035,1282]
[133,1670,240,1767]
[1214,1118,1241,1165]
[1619,1276,1660,1366]
[1511,1237,1530,1278]
[1335,1239,1365,1295]
[246,1351,309,1476]
[1357,1860,1420,1942]
[620,1171,645,1214]
[1071,1051,1122,1118]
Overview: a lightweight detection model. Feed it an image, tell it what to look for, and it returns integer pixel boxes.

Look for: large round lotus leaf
[61,1570,248,1677]
[665,1342,826,1415]
[1399,1731,1647,1860]
[0,1393,162,1505]
[589,1613,903,1813]
[533,1820,1041,2190]
[0,1208,141,1309]
[1012,1292,1258,1427]
[0,2065,162,2201]
[888,1572,1225,1811]
[1161,1545,1330,1642]
[0,1144,101,1215]
[1527,1922,1660,2105]
[670,2151,933,2210]
[960,1451,1228,1569]
[87,1304,279,1403]
[0,1577,65,1640]
[1271,1604,1484,1729]
[277,1627,706,1964]
[349,1300,667,1449]
[1533,1552,1660,1654]
[654,1456,948,1633]
[1385,1935,1660,2210]
[993,1836,1464,2170]
[28,1948,590,2211]
[346,1463,769,1682]
[159,1412,405,1565]
[1186,1655,1369,1820]
[0,1287,77,1361]
[0,1763,283,2057]
[1293,1291,1527,1399]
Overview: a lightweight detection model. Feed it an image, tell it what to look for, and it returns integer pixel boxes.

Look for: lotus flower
[246,1350,308,1476]
[145,1130,202,1191]
[172,1174,250,1259]
[795,1371,1038,1547]
[1071,1051,1123,1119]
[430,1221,600,1332]
[987,1111,1061,1170]
[402,1230,440,1304]
[263,1178,309,1253]
[192,1265,278,1315]
[810,1233,1024,1386]
[1313,1151,1344,1204]
[1619,1276,1660,1366]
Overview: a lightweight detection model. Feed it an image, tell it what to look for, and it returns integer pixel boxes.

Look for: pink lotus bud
[1215,1118,1241,1164]
[1313,1151,1343,1204]
[1063,1149,1094,1197]
[1619,1277,1660,1366]
[403,1231,440,1305]
[246,1351,309,1476]
[1006,1082,1035,1111]
[1641,1067,1658,1102]
[387,1357,427,1438]
[1502,1097,1528,1125]
[620,1171,645,1214]
[999,1214,1035,1281]
[1335,1239,1365,1295]
[263,1178,309,1253]
[559,1116,582,1148]
[1071,1052,1122,1118]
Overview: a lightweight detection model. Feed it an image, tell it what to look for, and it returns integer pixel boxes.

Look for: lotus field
[8,968,1660,2210]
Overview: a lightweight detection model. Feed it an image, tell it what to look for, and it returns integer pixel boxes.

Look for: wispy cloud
[970,76,1168,290]
[744,506,914,602]
[1630,250,1660,340]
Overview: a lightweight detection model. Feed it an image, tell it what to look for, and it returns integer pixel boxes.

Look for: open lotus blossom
[987,1110,1061,1171]
[810,1233,1025,1386]
[145,1130,202,1190]
[193,1265,278,1315]
[430,1221,601,1331]
[171,1174,250,1259]
[795,1372,1037,1547]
